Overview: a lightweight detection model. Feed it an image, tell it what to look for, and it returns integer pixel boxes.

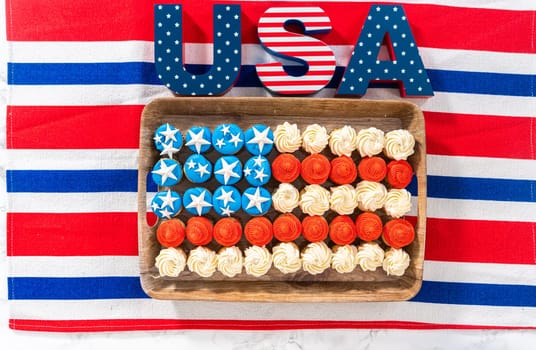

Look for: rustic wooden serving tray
[138,97,426,302]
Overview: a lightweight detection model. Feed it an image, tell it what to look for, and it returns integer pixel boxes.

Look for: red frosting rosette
[329,215,357,245]
[156,219,186,247]
[213,217,243,247]
[272,153,301,183]
[386,160,414,188]
[302,215,329,243]
[358,156,387,182]
[382,218,415,248]
[273,213,302,242]
[329,155,358,185]
[355,212,383,241]
[245,217,274,246]
[301,153,331,185]
[185,216,213,246]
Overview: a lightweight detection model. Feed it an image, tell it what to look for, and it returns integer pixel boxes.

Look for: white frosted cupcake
[330,184,358,215]
[216,246,243,278]
[383,248,410,276]
[244,245,273,277]
[301,241,332,275]
[355,180,388,212]
[272,183,300,213]
[384,188,412,218]
[274,122,302,153]
[187,246,217,278]
[302,124,329,154]
[356,242,385,272]
[155,247,187,277]
[384,129,415,160]
[272,242,302,274]
[299,184,330,216]
[329,125,357,157]
[331,245,359,274]
[356,127,385,157]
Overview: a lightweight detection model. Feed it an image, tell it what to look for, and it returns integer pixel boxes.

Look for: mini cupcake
[382,218,415,249]
[185,216,213,246]
[185,125,212,154]
[386,160,414,189]
[242,186,272,216]
[302,124,329,154]
[156,218,186,247]
[301,241,332,275]
[329,125,357,157]
[244,124,274,155]
[301,153,331,185]
[273,213,302,242]
[183,187,213,216]
[212,185,241,217]
[274,122,301,153]
[271,153,301,183]
[356,242,385,272]
[384,188,412,218]
[355,127,384,157]
[302,215,329,243]
[299,184,330,216]
[212,123,244,155]
[155,247,187,277]
[355,212,383,241]
[272,242,302,274]
[382,248,410,276]
[331,245,359,274]
[151,158,182,187]
[272,183,300,213]
[151,189,181,219]
[244,245,273,277]
[244,217,273,246]
[329,156,357,185]
[328,215,357,246]
[355,180,388,212]
[243,155,271,186]
[213,155,242,185]
[153,123,183,155]
[216,246,243,278]
[184,154,212,184]
[384,129,415,160]
[213,217,242,247]
[187,246,217,278]
[330,184,358,215]
[358,156,387,182]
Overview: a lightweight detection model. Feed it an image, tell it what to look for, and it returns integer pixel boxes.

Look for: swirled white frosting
[187,246,217,278]
[330,184,359,215]
[356,127,385,157]
[155,247,187,277]
[382,248,410,276]
[216,246,243,278]
[299,184,330,216]
[331,245,358,274]
[302,124,329,154]
[355,180,388,211]
[356,242,385,272]
[272,242,302,274]
[244,245,273,277]
[301,241,332,275]
[272,183,300,213]
[384,129,415,160]
[274,122,302,153]
[329,125,357,157]
[384,189,412,218]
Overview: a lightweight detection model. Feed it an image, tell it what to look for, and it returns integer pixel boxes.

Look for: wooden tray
[138,97,426,302]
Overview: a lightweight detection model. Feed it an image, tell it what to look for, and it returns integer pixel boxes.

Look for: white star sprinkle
[158,190,179,210]
[229,132,243,147]
[254,168,268,182]
[220,206,234,216]
[159,208,174,219]
[152,160,178,184]
[159,142,179,158]
[186,159,196,169]
[186,128,211,153]
[151,202,160,211]
[214,158,241,184]
[220,124,231,135]
[244,187,270,213]
[186,190,212,216]
[216,188,236,207]
[194,163,211,178]
[252,155,265,167]
[243,166,252,176]
[160,123,179,143]
[215,138,226,148]
[247,126,273,153]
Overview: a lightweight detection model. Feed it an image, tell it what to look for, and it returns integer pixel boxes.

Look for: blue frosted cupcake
[213,155,242,185]
[212,123,244,155]
[242,186,272,216]
[244,124,274,155]
[183,187,213,216]
[151,158,182,187]
[243,155,271,186]
[151,189,182,219]
[184,154,212,184]
[185,125,212,154]
[153,123,182,158]
[212,185,241,217]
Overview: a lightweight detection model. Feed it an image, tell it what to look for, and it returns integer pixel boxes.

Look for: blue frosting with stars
[153,123,183,158]
[244,124,274,155]
[212,123,244,155]
[151,158,182,187]
[151,189,182,219]
[241,186,272,216]
[213,155,242,185]
[185,125,212,154]
[243,155,271,186]
[183,187,213,216]
[212,185,241,217]
[184,154,212,184]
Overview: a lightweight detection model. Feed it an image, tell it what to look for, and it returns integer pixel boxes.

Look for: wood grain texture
[138,97,426,302]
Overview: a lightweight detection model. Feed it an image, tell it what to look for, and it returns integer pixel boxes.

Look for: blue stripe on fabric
[8,62,534,97]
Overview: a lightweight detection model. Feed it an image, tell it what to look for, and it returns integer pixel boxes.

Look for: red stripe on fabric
[7,213,139,256]
[424,112,536,159]
[9,319,536,332]
[6,1,533,53]
[6,105,143,149]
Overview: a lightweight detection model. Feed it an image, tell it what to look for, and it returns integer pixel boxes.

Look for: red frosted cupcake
[272,153,301,183]
[301,153,331,185]
[355,212,383,241]
[386,160,413,188]
[302,215,329,243]
[329,215,357,245]
[273,213,302,242]
[213,217,242,247]
[358,156,387,182]
[186,216,213,246]
[245,217,273,246]
[382,218,415,248]
[156,219,186,247]
[329,155,357,185]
